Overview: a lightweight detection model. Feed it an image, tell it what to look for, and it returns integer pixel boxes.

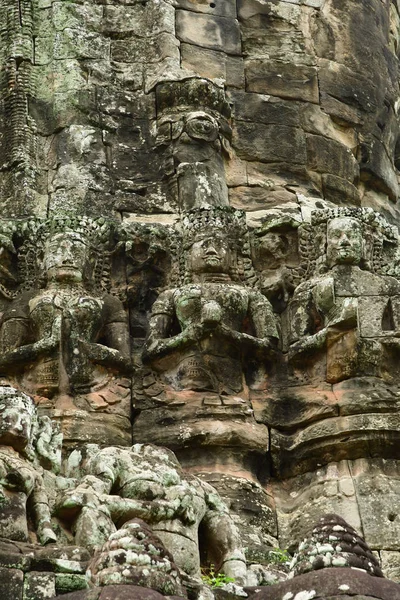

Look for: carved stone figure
[143,207,278,395]
[287,207,400,383]
[156,79,232,210]
[0,386,57,545]
[0,216,131,445]
[269,207,400,479]
[57,443,247,585]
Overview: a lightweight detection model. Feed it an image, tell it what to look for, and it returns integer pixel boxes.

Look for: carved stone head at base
[0,386,35,452]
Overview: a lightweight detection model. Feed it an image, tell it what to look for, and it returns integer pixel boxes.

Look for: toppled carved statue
[57,443,247,585]
[0,386,58,545]
[143,208,278,395]
[0,217,131,444]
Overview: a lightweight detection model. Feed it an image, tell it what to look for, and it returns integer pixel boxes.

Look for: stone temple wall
[0,0,399,598]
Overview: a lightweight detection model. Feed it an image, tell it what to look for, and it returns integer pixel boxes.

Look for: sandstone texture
[0,0,399,598]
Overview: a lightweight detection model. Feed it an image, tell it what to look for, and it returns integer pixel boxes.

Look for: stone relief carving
[286,207,400,383]
[143,207,278,394]
[156,79,232,209]
[269,207,400,478]
[0,216,132,445]
[0,386,58,546]
[57,444,247,585]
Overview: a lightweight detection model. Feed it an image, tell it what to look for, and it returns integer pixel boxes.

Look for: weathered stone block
[271,414,400,478]
[172,0,236,18]
[233,122,307,164]
[273,460,362,551]
[181,44,245,88]
[306,134,359,182]
[229,186,296,212]
[252,385,338,430]
[245,60,319,103]
[321,173,361,205]
[229,90,301,127]
[360,136,399,202]
[176,10,241,54]
[0,567,23,600]
[55,574,88,595]
[352,460,400,551]
[23,572,56,600]
[318,60,382,117]
[381,550,400,581]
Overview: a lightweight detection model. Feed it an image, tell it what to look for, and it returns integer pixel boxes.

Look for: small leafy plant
[201,564,235,588]
[266,548,291,565]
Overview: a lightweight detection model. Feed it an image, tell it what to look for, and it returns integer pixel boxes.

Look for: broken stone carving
[58,443,247,585]
[249,515,400,600]
[156,78,232,210]
[0,216,132,446]
[0,386,58,545]
[291,513,383,577]
[87,518,187,596]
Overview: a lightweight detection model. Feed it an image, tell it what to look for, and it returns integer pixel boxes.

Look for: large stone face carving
[0,216,131,446]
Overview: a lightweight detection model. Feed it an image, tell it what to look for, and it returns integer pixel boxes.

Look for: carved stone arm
[288,328,328,362]
[0,315,61,370]
[248,290,279,341]
[32,474,57,545]
[202,488,246,584]
[143,320,209,364]
[79,340,132,374]
[106,494,182,528]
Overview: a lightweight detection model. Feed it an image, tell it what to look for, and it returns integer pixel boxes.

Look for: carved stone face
[188,235,233,275]
[44,232,88,284]
[326,217,363,267]
[184,112,219,142]
[0,396,34,449]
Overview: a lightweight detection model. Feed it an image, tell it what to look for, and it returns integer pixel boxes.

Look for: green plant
[201,564,235,588]
[266,548,291,565]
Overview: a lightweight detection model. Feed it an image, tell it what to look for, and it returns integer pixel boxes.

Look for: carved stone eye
[184,116,219,142]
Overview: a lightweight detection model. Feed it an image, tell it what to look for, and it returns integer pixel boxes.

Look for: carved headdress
[15,214,116,291]
[296,207,399,281]
[177,207,258,286]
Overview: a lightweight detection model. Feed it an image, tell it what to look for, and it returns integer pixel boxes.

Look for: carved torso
[174,283,250,337]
